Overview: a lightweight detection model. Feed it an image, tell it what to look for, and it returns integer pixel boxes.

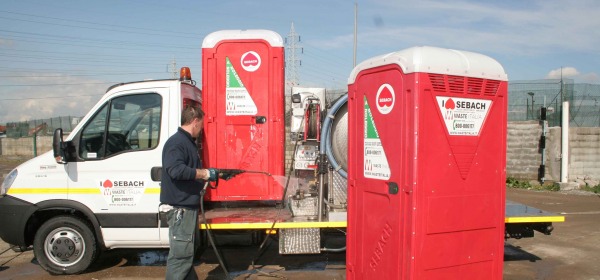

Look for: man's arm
[164,144,211,181]
[164,144,197,180]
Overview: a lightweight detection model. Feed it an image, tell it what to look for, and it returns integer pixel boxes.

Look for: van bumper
[0,195,37,246]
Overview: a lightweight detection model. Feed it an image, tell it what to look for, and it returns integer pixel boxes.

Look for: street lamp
[527,92,535,120]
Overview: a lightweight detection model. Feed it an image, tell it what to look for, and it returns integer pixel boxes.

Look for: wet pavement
[2,156,600,279]
[0,235,347,279]
[504,188,600,280]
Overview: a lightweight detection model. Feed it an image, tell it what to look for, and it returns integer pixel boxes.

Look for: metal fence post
[33,132,37,157]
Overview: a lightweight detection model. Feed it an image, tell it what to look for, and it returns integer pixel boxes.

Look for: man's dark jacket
[160,127,203,208]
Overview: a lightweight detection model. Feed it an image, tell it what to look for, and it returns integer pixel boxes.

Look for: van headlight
[1,169,18,195]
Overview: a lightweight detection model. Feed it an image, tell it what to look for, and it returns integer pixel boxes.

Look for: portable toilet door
[346,46,508,279]
[202,30,285,202]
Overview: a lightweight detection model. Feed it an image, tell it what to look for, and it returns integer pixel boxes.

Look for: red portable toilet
[201,30,284,201]
[346,46,508,279]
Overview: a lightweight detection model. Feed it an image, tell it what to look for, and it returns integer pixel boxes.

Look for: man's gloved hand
[206,168,218,182]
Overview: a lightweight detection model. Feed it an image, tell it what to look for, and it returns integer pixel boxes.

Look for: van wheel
[33,215,98,275]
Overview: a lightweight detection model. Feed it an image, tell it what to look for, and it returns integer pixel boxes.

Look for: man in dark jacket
[160,105,216,280]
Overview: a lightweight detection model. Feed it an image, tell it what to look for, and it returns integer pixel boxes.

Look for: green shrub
[506,177,531,189]
[583,184,600,193]
[506,177,559,192]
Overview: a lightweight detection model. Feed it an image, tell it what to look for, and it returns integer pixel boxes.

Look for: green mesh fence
[5,116,81,138]
[509,79,600,127]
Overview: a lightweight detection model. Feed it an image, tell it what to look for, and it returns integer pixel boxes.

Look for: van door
[67,90,168,246]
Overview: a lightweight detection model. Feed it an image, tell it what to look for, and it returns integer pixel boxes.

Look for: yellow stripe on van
[8,187,161,195]
[144,188,161,194]
[7,188,101,195]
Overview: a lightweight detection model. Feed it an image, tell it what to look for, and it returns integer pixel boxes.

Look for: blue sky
[1,0,599,122]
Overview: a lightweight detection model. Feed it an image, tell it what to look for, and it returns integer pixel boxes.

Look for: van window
[79,93,162,159]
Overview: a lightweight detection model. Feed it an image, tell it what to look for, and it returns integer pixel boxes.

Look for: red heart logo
[103,180,113,188]
[445,98,455,109]
[242,53,259,66]
[377,87,394,107]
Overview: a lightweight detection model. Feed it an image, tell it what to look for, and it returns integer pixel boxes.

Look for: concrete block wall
[0,136,53,157]
[506,121,542,180]
[569,128,600,180]
[507,122,600,182]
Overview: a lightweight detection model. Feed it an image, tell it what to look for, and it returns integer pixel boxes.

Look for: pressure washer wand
[216,168,271,180]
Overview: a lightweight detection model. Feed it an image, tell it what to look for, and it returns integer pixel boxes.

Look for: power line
[0,72,165,78]
[302,49,351,70]
[0,10,205,37]
[0,54,168,66]
[0,29,197,50]
[0,35,190,55]
[0,48,197,62]
[0,93,104,101]
[0,58,166,68]
[0,82,116,87]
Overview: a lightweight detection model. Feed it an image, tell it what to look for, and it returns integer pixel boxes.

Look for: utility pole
[353,2,358,67]
[285,22,302,90]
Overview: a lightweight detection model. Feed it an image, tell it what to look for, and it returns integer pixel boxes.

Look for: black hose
[280,114,304,206]
[321,246,346,253]
[245,123,304,278]
[200,182,230,279]
[247,100,318,278]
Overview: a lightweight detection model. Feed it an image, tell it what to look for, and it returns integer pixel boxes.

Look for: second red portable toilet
[346,46,508,279]
[201,30,285,202]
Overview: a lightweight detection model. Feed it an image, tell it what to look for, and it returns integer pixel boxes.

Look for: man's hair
[181,105,204,125]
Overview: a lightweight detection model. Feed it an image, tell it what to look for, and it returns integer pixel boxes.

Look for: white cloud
[545,67,600,84]
[0,74,105,123]
[546,67,580,79]
[0,38,14,47]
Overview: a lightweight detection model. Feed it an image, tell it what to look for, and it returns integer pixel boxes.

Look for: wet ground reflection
[136,250,169,266]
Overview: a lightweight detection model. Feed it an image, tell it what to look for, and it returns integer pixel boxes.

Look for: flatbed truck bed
[200,200,564,239]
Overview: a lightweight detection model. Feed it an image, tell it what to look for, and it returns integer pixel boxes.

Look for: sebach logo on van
[100,180,144,188]
[99,179,146,206]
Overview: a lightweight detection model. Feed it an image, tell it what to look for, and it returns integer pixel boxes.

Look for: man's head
[181,105,204,138]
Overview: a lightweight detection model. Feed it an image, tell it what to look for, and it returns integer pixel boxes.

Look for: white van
[0,69,202,274]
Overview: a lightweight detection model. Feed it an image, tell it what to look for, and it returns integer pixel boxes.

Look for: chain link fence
[509,79,600,127]
[4,116,81,138]
[1,116,80,157]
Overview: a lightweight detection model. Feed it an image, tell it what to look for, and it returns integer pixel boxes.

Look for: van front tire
[33,215,98,275]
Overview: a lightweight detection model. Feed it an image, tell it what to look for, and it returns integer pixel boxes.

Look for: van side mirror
[53,128,66,164]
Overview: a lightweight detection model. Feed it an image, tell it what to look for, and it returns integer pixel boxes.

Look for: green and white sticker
[364,96,391,180]
[226,57,257,116]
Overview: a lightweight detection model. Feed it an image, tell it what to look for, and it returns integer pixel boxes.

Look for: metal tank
[330,99,348,173]
[320,95,349,212]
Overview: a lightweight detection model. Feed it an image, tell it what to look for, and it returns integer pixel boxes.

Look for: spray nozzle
[216,169,271,180]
